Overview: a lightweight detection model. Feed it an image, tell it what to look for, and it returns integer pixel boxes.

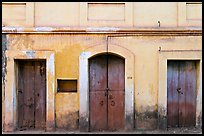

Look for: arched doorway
[79,43,134,132]
[89,53,125,131]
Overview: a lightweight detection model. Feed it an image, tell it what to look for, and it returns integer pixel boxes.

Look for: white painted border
[79,44,135,131]
[4,50,55,131]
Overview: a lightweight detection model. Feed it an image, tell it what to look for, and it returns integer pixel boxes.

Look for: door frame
[4,50,55,132]
[158,50,202,129]
[79,43,135,131]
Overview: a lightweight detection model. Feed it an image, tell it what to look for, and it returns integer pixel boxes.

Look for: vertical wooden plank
[107,91,124,131]
[184,61,196,127]
[108,55,125,131]
[18,61,24,129]
[34,61,46,129]
[185,61,196,126]
[89,55,107,131]
[22,61,35,129]
[108,55,125,91]
[167,61,179,127]
[89,55,107,92]
[178,61,186,127]
[89,91,107,131]
[179,61,196,127]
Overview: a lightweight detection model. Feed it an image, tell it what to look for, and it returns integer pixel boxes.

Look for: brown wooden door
[89,54,125,131]
[107,55,125,131]
[18,60,46,130]
[167,60,196,128]
[89,55,108,131]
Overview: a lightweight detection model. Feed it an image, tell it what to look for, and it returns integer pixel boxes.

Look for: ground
[2,127,202,134]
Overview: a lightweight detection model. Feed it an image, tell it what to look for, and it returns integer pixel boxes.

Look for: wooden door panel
[184,61,196,127]
[23,61,35,128]
[18,62,25,129]
[178,61,186,127]
[179,61,196,127]
[167,60,196,128]
[89,55,107,92]
[108,55,125,91]
[108,91,124,131]
[167,61,179,127]
[18,61,35,129]
[89,55,107,131]
[34,61,46,129]
[18,61,46,130]
[90,91,107,131]
[108,55,125,130]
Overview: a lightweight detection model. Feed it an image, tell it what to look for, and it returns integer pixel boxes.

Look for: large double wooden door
[89,54,125,131]
[167,60,196,128]
[18,60,46,130]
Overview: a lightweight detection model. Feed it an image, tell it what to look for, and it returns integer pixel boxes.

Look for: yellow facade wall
[5,34,202,130]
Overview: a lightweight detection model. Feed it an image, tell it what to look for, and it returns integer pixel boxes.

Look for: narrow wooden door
[167,60,196,128]
[89,54,125,131]
[18,60,46,130]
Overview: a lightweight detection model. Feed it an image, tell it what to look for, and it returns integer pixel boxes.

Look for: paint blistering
[80,52,91,59]
[24,51,36,58]
[34,27,53,32]
[86,27,120,32]
[2,27,24,32]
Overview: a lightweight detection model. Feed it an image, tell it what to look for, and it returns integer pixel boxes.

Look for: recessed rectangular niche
[2,2,26,21]
[87,3,125,21]
[57,79,77,93]
[186,2,202,20]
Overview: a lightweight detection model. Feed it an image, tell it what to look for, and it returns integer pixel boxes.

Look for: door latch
[105,88,110,96]
[105,88,110,91]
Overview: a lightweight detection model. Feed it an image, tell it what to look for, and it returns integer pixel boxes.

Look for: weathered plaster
[2,34,202,132]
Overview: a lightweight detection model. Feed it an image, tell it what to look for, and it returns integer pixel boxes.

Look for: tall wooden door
[167,60,196,128]
[89,54,125,131]
[18,60,46,130]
